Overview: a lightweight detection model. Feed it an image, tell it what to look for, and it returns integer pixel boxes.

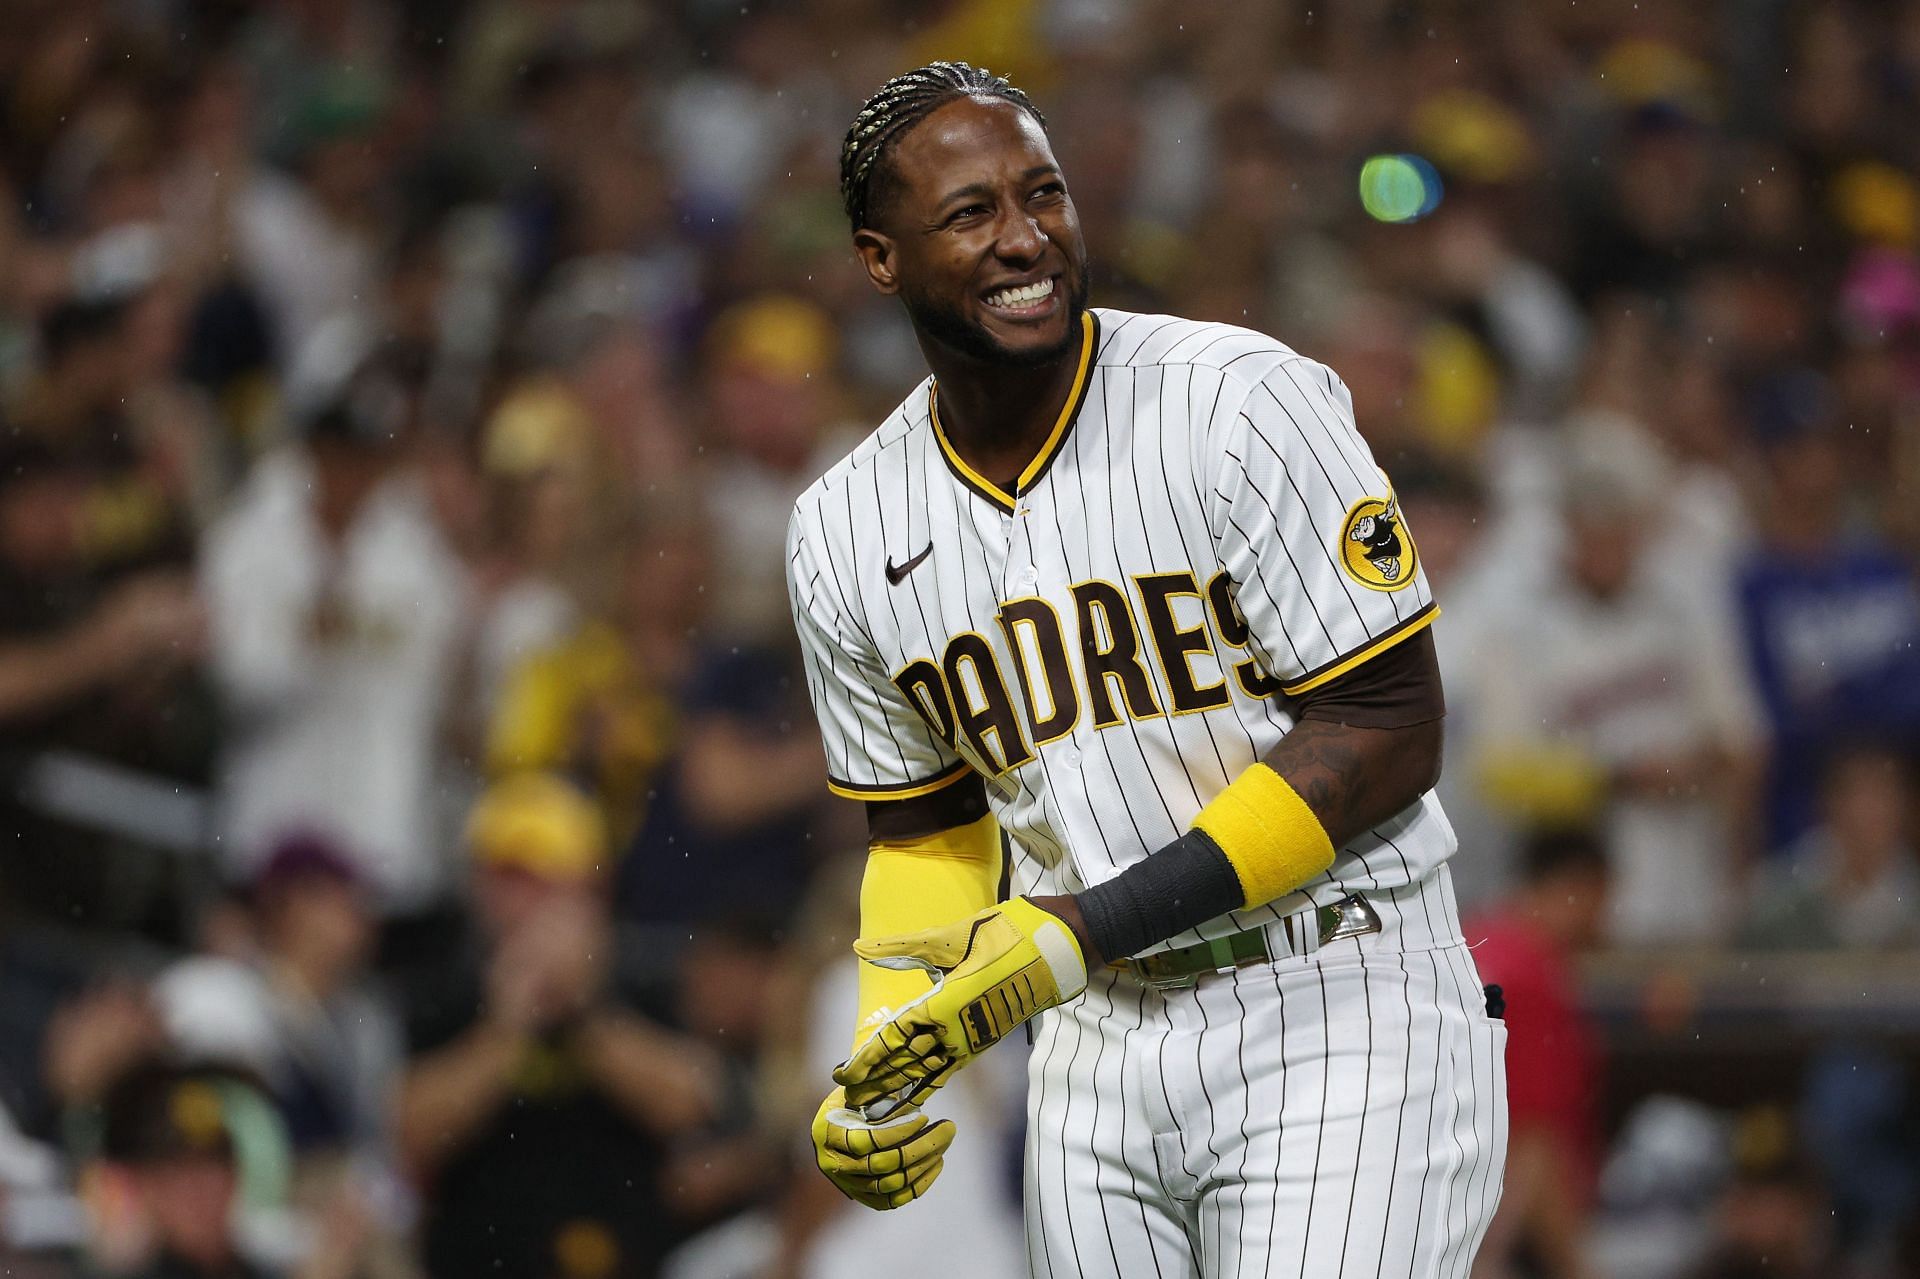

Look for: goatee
[903,270,1091,368]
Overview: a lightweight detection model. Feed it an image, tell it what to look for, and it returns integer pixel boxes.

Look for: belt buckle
[1316,893,1381,946]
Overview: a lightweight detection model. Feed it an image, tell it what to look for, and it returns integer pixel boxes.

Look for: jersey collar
[928,310,1098,512]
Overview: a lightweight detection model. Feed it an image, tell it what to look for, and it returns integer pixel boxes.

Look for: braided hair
[839,61,1045,232]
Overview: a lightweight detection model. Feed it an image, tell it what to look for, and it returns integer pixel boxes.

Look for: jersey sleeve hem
[825,757,976,801]
[1281,602,1440,697]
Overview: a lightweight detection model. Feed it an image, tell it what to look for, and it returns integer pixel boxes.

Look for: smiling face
[854,94,1089,367]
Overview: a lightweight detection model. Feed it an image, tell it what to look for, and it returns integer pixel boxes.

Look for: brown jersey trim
[1292,625,1445,730]
[1280,601,1439,697]
[864,772,992,840]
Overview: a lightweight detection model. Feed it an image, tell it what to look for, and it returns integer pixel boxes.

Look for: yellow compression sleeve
[1190,763,1337,910]
[854,814,1002,1053]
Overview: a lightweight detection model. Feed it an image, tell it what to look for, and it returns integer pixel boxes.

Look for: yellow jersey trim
[1281,602,1440,697]
[826,758,976,801]
[929,311,1098,512]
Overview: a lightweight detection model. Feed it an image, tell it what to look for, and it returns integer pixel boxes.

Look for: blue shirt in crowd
[1736,538,1920,848]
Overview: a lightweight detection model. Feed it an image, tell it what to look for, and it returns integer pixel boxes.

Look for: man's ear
[853,228,900,296]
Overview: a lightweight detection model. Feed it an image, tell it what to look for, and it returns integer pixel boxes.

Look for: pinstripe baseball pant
[1023,868,1507,1277]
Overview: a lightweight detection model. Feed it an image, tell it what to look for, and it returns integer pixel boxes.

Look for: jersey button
[1061,746,1082,769]
[1016,564,1038,589]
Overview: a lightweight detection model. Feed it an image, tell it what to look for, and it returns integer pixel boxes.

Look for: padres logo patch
[1339,495,1417,591]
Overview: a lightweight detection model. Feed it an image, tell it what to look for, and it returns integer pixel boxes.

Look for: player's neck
[923,339,1084,491]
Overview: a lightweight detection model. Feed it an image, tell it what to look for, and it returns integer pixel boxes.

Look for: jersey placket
[1002,478,1096,892]
[962,489,1013,611]
[1004,493,1035,600]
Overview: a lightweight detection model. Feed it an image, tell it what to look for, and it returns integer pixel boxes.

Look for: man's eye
[948,205,988,224]
[1032,183,1065,199]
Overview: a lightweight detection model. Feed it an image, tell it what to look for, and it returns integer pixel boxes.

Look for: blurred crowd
[2,0,1919,1276]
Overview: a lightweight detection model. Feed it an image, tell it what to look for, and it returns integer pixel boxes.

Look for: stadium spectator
[1680,1117,1832,1279]
[484,509,694,846]
[653,918,791,1243]
[153,834,416,1276]
[1740,746,1920,950]
[1470,426,1766,943]
[0,283,213,935]
[201,361,470,918]
[698,296,859,648]
[102,1063,271,1279]
[100,1061,377,1279]
[462,381,595,731]
[396,773,718,1279]
[1734,370,1920,853]
[227,72,395,402]
[154,834,402,1165]
[617,640,828,936]
[1467,827,1611,1279]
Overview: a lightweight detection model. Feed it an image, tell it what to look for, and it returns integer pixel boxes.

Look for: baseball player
[789,62,1507,1276]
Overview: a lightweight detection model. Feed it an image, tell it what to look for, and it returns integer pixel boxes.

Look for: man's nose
[994,209,1048,263]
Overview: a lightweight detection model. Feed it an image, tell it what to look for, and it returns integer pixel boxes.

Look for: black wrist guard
[1074,828,1246,962]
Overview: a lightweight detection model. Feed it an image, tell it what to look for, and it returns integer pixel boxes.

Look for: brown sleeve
[1290,628,1445,730]
[864,773,991,841]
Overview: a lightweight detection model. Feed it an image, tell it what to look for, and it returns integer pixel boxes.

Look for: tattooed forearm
[1261,717,1442,847]
[1048,710,1442,965]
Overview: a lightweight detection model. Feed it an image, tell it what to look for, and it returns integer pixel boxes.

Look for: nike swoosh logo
[885,543,934,586]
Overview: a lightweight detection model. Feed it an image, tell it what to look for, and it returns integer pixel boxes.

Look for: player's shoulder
[1092,307,1324,391]
[789,377,932,538]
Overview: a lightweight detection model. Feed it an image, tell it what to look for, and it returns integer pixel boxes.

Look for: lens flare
[1359,154,1443,223]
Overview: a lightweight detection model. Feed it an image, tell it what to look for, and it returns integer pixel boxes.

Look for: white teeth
[987,278,1055,308]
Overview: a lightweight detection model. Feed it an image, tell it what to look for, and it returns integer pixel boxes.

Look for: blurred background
[2,0,1919,1276]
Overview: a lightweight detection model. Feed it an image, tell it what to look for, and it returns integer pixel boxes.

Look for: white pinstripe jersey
[787,308,1456,953]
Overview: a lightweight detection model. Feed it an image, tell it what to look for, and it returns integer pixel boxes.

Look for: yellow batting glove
[834,898,1088,1110]
[811,1088,954,1210]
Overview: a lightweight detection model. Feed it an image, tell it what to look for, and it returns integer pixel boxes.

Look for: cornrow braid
[840,61,1045,231]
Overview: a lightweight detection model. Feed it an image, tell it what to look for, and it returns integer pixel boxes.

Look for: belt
[1120,894,1382,990]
